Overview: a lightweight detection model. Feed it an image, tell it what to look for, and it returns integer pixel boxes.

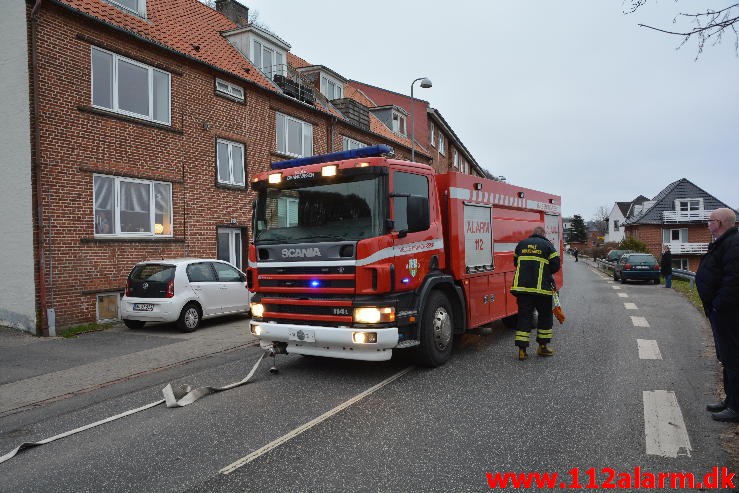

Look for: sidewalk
[0,316,257,417]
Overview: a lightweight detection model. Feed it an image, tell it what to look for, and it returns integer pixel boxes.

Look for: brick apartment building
[2,0,483,334]
[623,178,738,272]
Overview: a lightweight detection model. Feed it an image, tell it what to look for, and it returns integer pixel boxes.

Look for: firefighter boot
[518,348,528,361]
[537,344,555,357]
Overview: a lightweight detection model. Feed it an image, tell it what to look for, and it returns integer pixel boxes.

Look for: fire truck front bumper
[250,321,399,362]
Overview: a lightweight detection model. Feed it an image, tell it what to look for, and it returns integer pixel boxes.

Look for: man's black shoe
[711,407,739,422]
[706,400,726,412]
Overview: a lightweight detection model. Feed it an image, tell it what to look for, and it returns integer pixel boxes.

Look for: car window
[213,262,243,282]
[186,262,217,282]
[131,264,175,282]
[628,254,656,262]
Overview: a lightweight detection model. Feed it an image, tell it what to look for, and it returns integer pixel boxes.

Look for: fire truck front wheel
[415,291,454,367]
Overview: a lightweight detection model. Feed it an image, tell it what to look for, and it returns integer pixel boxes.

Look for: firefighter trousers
[514,294,553,348]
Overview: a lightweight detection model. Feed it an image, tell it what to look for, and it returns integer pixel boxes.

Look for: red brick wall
[625,223,714,273]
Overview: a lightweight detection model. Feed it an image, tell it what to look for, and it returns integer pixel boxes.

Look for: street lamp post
[410,77,432,162]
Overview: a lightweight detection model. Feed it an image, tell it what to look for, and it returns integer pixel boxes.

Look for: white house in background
[606,195,649,243]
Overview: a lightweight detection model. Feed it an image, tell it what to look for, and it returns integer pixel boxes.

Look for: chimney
[216,0,249,27]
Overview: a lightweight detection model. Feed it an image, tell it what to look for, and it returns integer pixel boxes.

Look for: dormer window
[253,40,285,80]
[107,0,146,18]
[222,25,289,82]
[392,111,406,136]
[320,75,343,100]
[676,198,702,211]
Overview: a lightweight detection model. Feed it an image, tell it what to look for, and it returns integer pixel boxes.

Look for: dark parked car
[613,253,660,284]
[606,249,634,262]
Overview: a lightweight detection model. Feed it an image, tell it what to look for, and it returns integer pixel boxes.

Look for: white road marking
[624,302,638,310]
[637,339,662,359]
[643,390,692,457]
[219,366,413,474]
[617,293,629,298]
[631,316,650,327]
[612,286,622,290]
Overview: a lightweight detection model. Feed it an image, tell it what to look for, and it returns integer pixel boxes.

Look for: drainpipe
[30,0,50,336]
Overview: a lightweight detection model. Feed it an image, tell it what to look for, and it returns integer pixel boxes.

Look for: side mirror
[406,196,430,233]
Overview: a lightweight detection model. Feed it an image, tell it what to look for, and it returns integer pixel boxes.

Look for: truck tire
[177,303,201,333]
[415,291,454,367]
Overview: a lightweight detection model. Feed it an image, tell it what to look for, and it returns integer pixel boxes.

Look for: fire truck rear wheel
[416,291,454,367]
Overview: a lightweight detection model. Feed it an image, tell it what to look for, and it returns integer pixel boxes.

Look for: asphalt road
[1,256,734,492]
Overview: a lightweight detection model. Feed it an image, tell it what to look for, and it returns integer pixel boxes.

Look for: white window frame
[673,258,688,270]
[429,121,436,147]
[675,198,703,212]
[438,133,445,155]
[342,136,367,151]
[91,47,170,125]
[252,40,285,80]
[93,174,173,238]
[453,149,459,169]
[663,228,688,243]
[106,0,146,17]
[217,227,243,270]
[215,78,244,102]
[216,139,246,186]
[320,75,343,100]
[392,111,406,136]
[276,112,313,158]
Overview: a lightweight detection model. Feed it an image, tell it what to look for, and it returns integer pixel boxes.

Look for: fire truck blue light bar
[270,145,394,170]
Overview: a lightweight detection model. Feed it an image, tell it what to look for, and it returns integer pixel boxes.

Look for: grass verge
[58,322,117,338]
[669,276,705,314]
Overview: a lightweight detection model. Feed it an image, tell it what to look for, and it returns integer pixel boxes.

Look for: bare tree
[625,1,739,57]
[593,205,609,237]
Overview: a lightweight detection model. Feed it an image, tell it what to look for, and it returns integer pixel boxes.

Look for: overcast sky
[243,0,738,218]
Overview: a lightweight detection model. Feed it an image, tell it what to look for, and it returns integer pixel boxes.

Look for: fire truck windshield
[254,175,385,244]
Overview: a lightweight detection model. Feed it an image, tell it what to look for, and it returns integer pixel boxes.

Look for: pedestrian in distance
[660,244,673,288]
[696,207,739,422]
[510,226,561,360]
[573,248,579,262]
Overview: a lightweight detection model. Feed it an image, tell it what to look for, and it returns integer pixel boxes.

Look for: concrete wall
[0,3,37,332]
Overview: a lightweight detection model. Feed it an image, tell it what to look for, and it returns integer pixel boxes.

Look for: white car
[120,258,251,332]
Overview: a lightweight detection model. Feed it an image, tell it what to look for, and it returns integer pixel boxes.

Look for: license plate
[133,303,154,311]
[288,329,315,342]
[636,266,648,270]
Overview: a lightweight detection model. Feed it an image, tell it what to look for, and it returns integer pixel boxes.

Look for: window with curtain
[94,175,172,236]
[91,47,170,124]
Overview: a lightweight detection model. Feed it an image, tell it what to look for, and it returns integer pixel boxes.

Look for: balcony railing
[662,210,710,223]
[667,242,709,255]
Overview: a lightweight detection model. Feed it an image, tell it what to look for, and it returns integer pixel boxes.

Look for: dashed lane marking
[612,286,622,290]
[624,302,638,310]
[637,339,662,359]
[631,316,650,327]
[617,293,628,298]
[219,366,414,474]
[643,390,692,457]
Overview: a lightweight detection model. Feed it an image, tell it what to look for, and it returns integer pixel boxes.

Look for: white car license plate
[288,329,315,342]
[636,266,648,270]
[133,303,154,311]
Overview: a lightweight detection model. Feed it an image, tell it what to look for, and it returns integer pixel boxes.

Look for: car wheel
[613,271,618,281]
[620,274,626,284]
[414,291,454,367]
[123,319,145,330]
[177,303,201,333]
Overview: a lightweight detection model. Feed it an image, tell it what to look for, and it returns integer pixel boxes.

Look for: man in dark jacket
[696,207,739,422]
[660,244,673,288]
[511,226,561,360]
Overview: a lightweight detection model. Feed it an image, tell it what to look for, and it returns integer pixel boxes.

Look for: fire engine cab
[248,145,563,366]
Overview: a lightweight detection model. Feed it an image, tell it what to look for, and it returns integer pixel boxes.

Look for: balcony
[662,210,710,223]
[667,242,709,255]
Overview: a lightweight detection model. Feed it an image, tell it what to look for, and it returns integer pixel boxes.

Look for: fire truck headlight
[268,173,282,184]
[321,165,337,177]
[250,324,262,336]
[353,307,395,324]
[352,332,377,344]
[251,303,265,318]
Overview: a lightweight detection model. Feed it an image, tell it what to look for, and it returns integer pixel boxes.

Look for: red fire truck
[248,145,563,366]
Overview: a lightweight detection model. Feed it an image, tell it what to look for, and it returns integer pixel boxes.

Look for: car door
[185,262,221,316]
[212,261,248,313]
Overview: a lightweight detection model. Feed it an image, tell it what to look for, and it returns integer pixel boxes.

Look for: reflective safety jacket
[511,233,561,296]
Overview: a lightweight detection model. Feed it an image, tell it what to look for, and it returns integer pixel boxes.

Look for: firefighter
[511,226,561,360]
